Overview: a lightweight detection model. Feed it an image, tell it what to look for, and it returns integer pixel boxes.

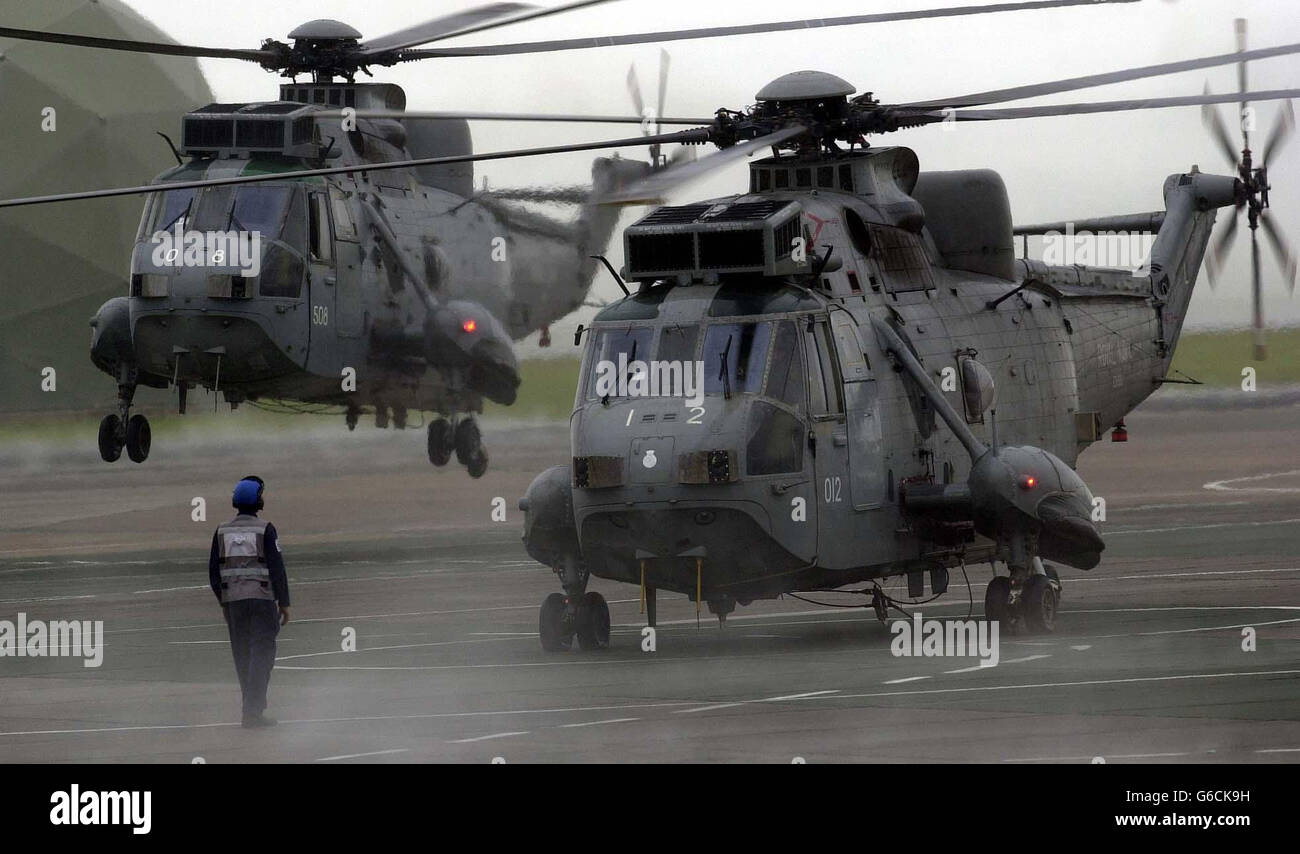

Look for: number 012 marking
[823,476,842,503]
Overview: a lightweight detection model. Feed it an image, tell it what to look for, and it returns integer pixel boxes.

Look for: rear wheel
[124,414,150,463]
[98,414,123,462]
[539,592,572,652]
[454,418,481,465]
[984,576,1012,624]
[1022,574,1058,634]
[575,592,611,651]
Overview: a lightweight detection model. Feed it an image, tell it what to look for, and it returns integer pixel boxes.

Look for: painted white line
[276,635,521,661]
[317,748,409,762]
[1256,747,1300,754]
[448,731,530,744]
[558,718,640,729]
[1071,645,1092,651]
[1205,469,1300,493]
[831,668,1300,702]
[676,702,745,714]
[999,654,1052,665]
[884,676,931,685]
[1004,751,1190,763]
[1107,518,1300,535]
[945,662,997,674]
[760,690,840,702]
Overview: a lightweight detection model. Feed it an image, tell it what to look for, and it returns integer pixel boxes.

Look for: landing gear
[345,405,360,431]
[539,592,573,652]
[98,369,149,463]
[575,592,611,650]
[870,585,890,623]
[540,555,607,652]
[124,414,151,463]
[454,417,488,478]
[984,560,1061,634]
[426,418,453,466]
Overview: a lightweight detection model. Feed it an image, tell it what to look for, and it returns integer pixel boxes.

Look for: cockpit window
[148,187,197,234]
[657,323,699,364]
[585,326,654,399]
[231,186,292,237]
[703,322,772,396]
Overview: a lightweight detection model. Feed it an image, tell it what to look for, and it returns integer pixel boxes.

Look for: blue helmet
[232,475,265,512]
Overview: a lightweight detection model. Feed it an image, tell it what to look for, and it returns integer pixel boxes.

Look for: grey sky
[123,0,1299,334]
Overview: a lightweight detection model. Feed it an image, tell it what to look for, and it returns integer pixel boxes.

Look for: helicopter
[0,0,1167,472]
[517,19,1300,650]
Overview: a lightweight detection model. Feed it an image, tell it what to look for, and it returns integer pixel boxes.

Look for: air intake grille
[698,230,764,270]
[627,233,695,272]
[624,199,807,280]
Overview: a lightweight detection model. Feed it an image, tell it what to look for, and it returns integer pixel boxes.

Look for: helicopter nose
[467,335,520,405]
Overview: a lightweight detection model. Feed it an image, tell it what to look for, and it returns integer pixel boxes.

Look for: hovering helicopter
[0,0,1161,471]
[518,18,1300,649]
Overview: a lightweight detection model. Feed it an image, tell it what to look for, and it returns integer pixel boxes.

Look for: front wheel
[1021,574,1058,634]
[539,592,572,653]
[124,414,150,463]
[575,592,611,651]
[984,576,1012,624]
[98,414,123,462]
[427,418,453,466]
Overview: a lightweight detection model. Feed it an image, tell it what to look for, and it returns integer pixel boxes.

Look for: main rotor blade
[918,88,1300,122]
[910,42,1300,109]
[360,2,533,54]
[1236,18,1251,150]
[364,0,616,54]
[0,25,272,62]
[315,109,714,125]
[0,129,711,210]
[1261,99,1296,167]
[399,0,1136,59]
[1259,211,1298,293]
[598,126,804,205]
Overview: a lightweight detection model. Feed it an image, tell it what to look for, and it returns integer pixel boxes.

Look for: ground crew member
[208,475,290,728]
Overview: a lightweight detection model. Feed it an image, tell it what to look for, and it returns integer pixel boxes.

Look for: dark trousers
[224,598,279,718]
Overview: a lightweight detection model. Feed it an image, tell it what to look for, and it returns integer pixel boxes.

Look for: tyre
[427,418,453,466]
[1022,574,1058,634]
[539,592,572,652]
[466,451,488,479]
[454,419,481,465]
[575,591,611,651]
[97,414,122,462]
[124,414,150,463]
[984,576,1012,624]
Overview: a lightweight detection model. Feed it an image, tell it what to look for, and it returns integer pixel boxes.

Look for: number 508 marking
[312,305,329,326]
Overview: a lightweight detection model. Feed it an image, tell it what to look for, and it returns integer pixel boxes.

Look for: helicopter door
[829,310,884,510]
[328,186,363,339]
[305,189,336,369]
[804,317,855,568]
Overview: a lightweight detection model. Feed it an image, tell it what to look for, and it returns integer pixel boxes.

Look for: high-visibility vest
[216,515,274,603]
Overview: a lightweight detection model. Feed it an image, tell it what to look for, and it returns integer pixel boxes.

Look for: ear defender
[232,476,266,511]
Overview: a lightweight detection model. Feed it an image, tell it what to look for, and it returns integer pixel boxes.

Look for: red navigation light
[462,318,477,333]
[1020,475,1037,490]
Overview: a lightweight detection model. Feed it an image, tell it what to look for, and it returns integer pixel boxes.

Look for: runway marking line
[884,676,931,684]
[558,718,640,729]
[676,689,839,715]
[317,748,409,762]
[448,731,529,744]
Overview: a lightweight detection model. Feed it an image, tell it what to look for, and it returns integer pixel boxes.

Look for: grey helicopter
[518,18,1299,650]
[0,0,1156,472]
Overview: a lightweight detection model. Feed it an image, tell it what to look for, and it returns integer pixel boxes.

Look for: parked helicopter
[0,0,1134,471]
[518,21,1299,649]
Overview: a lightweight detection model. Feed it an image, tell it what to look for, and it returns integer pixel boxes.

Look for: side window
[657,323,699,363]
[805,319,844,417]
[329,186,358,242]
[764,320,805,411]
[308,192,333,263]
